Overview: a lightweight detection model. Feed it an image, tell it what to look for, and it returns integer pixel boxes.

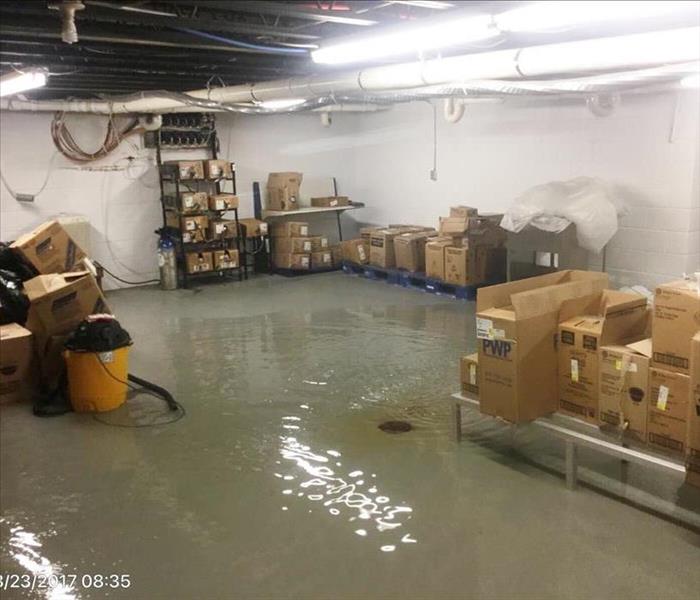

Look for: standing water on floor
[1,273,698,600]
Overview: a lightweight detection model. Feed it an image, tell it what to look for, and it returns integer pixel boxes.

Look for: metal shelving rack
[153,113,247,288]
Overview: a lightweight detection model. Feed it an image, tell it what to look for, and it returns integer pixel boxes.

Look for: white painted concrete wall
[1,89,698,289]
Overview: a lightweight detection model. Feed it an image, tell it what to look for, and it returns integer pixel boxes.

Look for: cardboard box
[310,236,329,252]
[24,271,109,351]
[274,237,313,254]
[450,206,478,219]
[341,239,369,264]
[460,353,479,396]
[204,159,232,180]
[213,249,239,270]
[163,160,204,180]
[558,290,649,423]
[439,217,470,235]
[648,367,690,454]
[468,216,507,247]
[267,172,302,211]
[185,252,213,274]
[444,246,475,286]
[208,194,239,211]
[0,323,33,404]
[476,270,609,423]
[209,219,237,239]
[652,279,700,375]
[270,221,309,238]
[425,238,455,280]
[394,231,434,272]
[181,215,209,243]
[360,226,381,241]
[650,366,692,460]
[686,332,700,487]
[273,253,310,270]
[330,245,343,266]
[311,196,350,208]
[180,192,209,213]
[238,218,268,238]
[312,251,332,268]
[598,338,651,442]
[369,229,403,268]
[11,220,87,274]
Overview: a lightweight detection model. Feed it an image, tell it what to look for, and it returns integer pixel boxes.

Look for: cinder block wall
[1,89,698,290]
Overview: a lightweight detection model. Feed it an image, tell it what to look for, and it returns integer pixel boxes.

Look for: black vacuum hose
[127,373,179,412]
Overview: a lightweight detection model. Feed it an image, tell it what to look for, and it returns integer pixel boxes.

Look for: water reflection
[277,433,417,553]
[1,518,77,599]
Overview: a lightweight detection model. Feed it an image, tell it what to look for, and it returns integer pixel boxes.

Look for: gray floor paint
[1,272,699,599]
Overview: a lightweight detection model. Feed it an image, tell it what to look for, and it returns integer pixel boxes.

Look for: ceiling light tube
[311,14,498,65]
[0,69,48,97]
[496,1,699,33]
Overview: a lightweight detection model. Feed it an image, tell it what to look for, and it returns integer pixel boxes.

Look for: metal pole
[565,440,578,490]
[454,402,462,442]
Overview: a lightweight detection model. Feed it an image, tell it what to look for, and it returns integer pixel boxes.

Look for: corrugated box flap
[626,338,652,358]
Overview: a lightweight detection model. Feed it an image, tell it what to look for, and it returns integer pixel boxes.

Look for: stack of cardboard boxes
[428,208,506,287]
[459,272,700,487]
[0,220,110,404]
[270,221,335,270]
[340,206,506,287]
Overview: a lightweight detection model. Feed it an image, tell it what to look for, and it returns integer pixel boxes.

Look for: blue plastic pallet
[341,261,492,300]
[275,266,340,278]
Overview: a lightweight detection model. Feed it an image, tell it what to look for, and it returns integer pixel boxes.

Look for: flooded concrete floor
[1,272,699,599]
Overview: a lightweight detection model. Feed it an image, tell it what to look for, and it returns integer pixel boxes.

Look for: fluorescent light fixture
[258,98,306,109]
[681,73,700,88]
[312,14,497,65]
[0,69,48,97]
[496,1,697,32]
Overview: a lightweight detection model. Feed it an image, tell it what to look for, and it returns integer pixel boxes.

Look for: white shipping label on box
[260,223,268,234]
[183,233,192,242]
[358,246,366,261]
[323,253,331,263]
[321,238,328,248]
[330,199,338,207]
[476,318,492,340]
[186,221,196,231]
[215,200,225,210]
[303,241,312,252]
[469,364,477,385]
[184,196,194,208]
[300,226,308,236]
[657,385,669,411]
[570,359,579,382]
[301,257,309,267]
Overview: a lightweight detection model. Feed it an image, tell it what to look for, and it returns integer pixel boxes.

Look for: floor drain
[378,420,412,433]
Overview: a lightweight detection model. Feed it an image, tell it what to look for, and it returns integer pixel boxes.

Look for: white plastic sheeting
[500,177,628,253]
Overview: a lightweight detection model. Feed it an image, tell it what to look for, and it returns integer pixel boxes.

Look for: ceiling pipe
[1,26,698,113]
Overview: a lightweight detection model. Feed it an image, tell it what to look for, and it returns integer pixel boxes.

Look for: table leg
[565,440,578,490]
[454,402,462,442]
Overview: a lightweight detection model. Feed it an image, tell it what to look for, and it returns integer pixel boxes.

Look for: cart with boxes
[457,272,700,499]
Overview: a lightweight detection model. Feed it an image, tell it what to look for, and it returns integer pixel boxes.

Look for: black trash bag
[65,316,132,352]
[0,243,37,281]
[0,268,30,325]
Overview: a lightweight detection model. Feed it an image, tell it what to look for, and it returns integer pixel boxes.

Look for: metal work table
[452,392,699,528]
[262,203,364,241]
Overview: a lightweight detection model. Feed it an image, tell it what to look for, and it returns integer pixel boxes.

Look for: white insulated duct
[1,27,698,114]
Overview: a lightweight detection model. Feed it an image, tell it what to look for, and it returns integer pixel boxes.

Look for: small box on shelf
[213,249,239,270]
[186,252,213,273]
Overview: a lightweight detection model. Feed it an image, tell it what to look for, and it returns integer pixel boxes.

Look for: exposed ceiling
[0,0,500,99]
